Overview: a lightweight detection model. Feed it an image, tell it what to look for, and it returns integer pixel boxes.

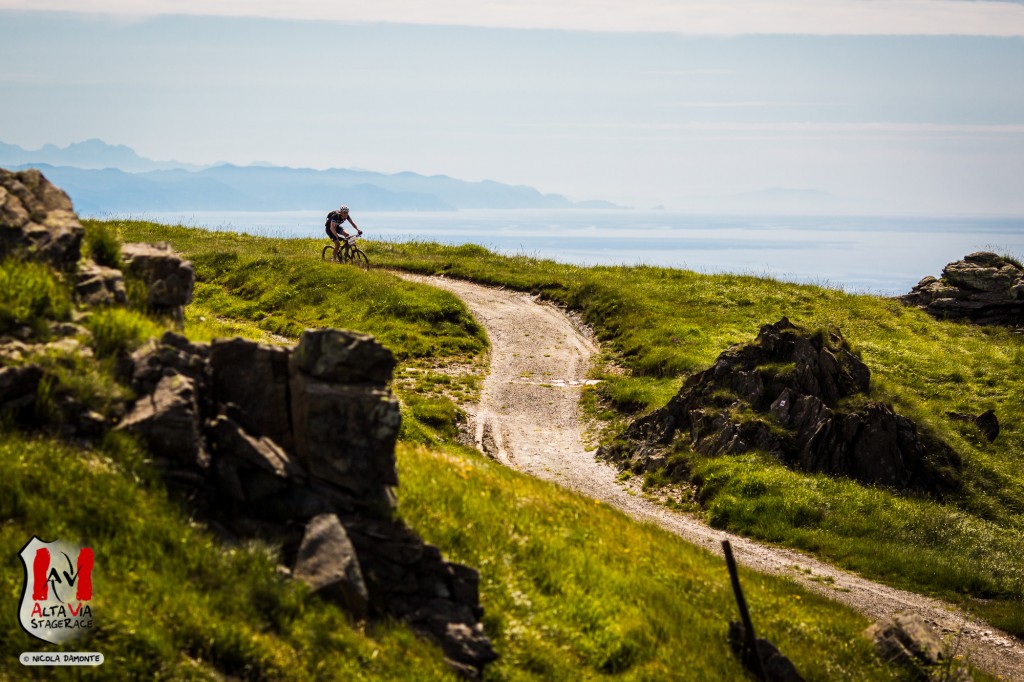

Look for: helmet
[338,205,349,214]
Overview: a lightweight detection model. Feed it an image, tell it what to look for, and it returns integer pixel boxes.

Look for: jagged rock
[120,242,194,308]
[117,372,205,467]
[947,409,999,442]
[345,516,496,677]
[604,319,961,494]
[291,328,397,384]
[293,513,369,619]
[0,168,83,271]
[0,364,42,415]
[115,329,493,676]
[207,414,305,503]
[901,252,1024,326]
[729,621,805,682]
[408,600,497,679]
[75,260,126,306]
[209,338,293,453]
[290,330,400,509]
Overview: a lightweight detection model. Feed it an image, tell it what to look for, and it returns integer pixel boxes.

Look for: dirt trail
[401,273,1024,680]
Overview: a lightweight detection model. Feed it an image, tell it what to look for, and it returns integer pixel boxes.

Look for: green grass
[0,432,457,680]
[83,307,164,359]
[82,221,122,268]
[0,258,72,338]
[49,220,1000,678]
[105,220,485,361]
[355,238,1024,636]
[395,443,930,681]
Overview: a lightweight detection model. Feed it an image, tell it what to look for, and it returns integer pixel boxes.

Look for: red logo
[19,537,95,643]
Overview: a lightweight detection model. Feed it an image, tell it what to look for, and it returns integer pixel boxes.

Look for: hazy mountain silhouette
[3,139,621,213]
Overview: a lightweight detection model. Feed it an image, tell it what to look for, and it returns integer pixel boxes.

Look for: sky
[1,2,1023,214]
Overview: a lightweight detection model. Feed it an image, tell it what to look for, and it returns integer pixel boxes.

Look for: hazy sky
[1,2,1023,213]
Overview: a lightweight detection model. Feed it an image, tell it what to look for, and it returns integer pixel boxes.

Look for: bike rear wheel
[321,244,339,262]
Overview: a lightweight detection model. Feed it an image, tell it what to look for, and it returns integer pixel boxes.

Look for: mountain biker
[325,205,362,257]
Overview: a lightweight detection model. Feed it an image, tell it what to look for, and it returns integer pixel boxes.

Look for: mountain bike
[322,235,370,269]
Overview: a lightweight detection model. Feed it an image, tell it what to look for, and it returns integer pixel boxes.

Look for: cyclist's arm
[347,217,362,235]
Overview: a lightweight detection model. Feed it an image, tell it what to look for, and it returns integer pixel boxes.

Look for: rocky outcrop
[118,372,205,467]
[0,168,83,271]
[0,170,493,674]
[116,328,495,677]
[75,260,127,306]
[603,319,962,495]
[900,252,1024,326]
[120,241,194,318]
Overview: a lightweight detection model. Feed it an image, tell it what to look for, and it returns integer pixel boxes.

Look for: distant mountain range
[1,140,621,214]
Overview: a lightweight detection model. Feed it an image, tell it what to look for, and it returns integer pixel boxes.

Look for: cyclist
[325,205,362,259]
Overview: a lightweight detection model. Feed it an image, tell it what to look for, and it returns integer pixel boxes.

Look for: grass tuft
[0,258,72,337]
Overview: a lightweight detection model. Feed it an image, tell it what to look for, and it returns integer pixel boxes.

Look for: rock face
[116,328,495,677]
[75,261,127,306]
[900,252,1024,326]
[293,513,369,619]
[0,168,83,271]
[603,319,962,495]
[120,241,195,312]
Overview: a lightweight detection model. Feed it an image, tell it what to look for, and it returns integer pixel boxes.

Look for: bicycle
[321,235,370,269]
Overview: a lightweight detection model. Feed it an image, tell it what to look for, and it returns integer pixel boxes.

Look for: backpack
[324,210,339,229]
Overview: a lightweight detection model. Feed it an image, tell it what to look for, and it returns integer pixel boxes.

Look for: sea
[95,209,1024,296]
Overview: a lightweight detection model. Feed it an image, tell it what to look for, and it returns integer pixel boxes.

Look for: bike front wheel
[350,248,370,270]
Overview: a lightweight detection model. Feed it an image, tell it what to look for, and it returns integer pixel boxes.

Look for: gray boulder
[127,332,210,416]
[0,168,83,271]
[901,252,1024,326]
[120,242,195,308]
[75,260,127,306]
[117,372,204,467]
[293,513,369,619]
[864,613,971,680]
[0,364,42,415]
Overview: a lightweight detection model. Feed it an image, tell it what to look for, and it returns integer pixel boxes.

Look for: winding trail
[402,273,1024,680]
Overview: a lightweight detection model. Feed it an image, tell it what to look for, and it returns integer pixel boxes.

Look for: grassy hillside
[365,238,1024,638]
[0,217,989,679]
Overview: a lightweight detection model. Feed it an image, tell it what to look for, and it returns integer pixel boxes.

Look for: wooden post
[723,539,767,681]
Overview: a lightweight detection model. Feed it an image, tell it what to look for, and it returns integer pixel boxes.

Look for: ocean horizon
[89,209,1024,296]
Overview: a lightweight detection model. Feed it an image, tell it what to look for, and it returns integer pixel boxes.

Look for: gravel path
[402,273,1024,680]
